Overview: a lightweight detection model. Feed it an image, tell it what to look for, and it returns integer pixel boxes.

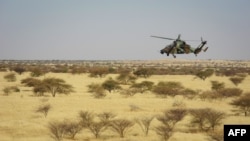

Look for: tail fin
[194,40,207,55]
[203,47,208,52]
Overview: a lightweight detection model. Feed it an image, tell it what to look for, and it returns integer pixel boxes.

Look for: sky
[1,0,250,60]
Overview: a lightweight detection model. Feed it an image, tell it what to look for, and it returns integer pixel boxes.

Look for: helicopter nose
[160,50,164,54]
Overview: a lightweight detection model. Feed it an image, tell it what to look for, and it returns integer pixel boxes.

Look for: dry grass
[1,70,250,141]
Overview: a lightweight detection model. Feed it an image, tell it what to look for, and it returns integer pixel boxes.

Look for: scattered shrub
[48,121,67,141]
[153,81,184,97]
[35,104,51,117]
[180,88,197,99]
[217,88,242,98]
[229,76,245,86]
[79,111,115,138]
[79,112,105,138]
[120,88,139,97]
[21,77,42,87]
[97,112,116,124]
[195,69,214,81]
[133,68,153,78]
[189,108,225,132]
[33,84,47,96]
[199,88,243,101]
[88,121,107,138]
[130,81,154,94]
[30,67,45,77]
[51,65,69,73]
[64,120,83,139]
[205,110,226,131]
[48,120,82,140]
[199,91,220,101]
[230,93,250,116]
[110,119,134,138]
[43,78,74,97]
[135,116,154,136]
[70,66,87,74]
[155,125,173,141]
[79,111,94,127]
[102,78,121,93]
[3,87,11,95]
[211,81,225,91]
[157,109,187,128]
[155,108,187,141]
[13,66,26,75]
[89,67,109,78]
[189,108,210,131]
[4,73,16,82]
[22,77,74,97]
[116,71,137,85]
[2,86,20,95]
[88,83,106,98]
[215,69,237,76]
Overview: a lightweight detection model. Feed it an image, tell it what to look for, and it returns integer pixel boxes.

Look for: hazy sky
[1,0,250,60]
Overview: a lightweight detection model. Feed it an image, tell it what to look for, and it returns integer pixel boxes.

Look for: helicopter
[151,34,208,58]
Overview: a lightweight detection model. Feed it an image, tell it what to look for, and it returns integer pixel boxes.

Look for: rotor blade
[184,39,201,42]
[151,36,175,40]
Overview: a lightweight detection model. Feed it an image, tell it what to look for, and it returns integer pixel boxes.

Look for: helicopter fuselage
[160,40,207,58]
[151,34,208,58]
[160,40,191,57]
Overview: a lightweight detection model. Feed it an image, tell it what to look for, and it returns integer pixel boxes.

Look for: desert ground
[0,60,250,141]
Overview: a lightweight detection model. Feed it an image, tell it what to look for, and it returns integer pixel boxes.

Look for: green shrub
[211,81,225,91]
[35,104,51,117]
[217,88,242,98]
[4,73,16,82]
[230,93,250,116]
[64,120,82,139]
[89,67,109,78]
[135,116,154,136]
[2,86,20,95]
[116,71,136,85]
[30,67,45,77]
[102,78,121,93]
[130,81,154,93]
[229,76,245,86]
[110,119,134,138]
[79,111,115,138]
[180,88,197,99]
[22,77,74,97]
[133,68,153,78]
[155,109,187,141]
[48,121,66,141]
[195,69,214,81]
[88,83,106,98]
[199,91,218,101]
[13,67,26,75]
[21,77,42,87]
[153,81,184,97]
[189,108,225,132]
[40,78,74,97]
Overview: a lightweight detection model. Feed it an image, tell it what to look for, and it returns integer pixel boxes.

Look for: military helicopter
[151,34,208,58]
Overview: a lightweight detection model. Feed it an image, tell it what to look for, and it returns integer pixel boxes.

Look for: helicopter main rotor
[150,36,176,40]
[151,34,200,42]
